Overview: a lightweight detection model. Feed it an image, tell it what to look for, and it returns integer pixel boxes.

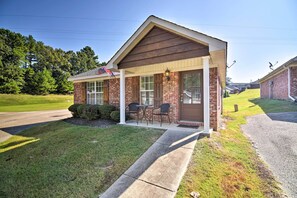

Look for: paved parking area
[241,112,297,198]
[0,110,71,142]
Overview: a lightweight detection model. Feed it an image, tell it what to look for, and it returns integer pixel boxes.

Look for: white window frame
[86,81,104,105]
[140,75,154,105]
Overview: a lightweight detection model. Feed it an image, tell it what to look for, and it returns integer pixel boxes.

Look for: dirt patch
[64,117,117,128]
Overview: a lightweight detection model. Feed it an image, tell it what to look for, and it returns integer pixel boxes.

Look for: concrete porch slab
[125,120,203,131]
[100,128,202,198]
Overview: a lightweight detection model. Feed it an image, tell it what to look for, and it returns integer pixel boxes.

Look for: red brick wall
[290,67,297,97]
[260,80,269,98]
[162,72,180,123]
[109,78,120,107]
[209,68,220,131]
[125,77,133,106]
[74,82,86,104]
[260,69,288,100]
[73,68,222,130]
[108,77,137,108]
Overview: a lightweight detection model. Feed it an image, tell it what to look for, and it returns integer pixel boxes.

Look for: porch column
[120,69,126,124]
[203,56,210,133]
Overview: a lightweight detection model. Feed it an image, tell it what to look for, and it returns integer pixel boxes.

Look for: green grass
[0,94,73,112]
[0,122,164,197]
[176,89,297,198]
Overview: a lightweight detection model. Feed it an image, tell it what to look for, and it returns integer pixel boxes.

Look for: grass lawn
[176,89,297,197]
[0,122,164,197]
[0,94,73,112]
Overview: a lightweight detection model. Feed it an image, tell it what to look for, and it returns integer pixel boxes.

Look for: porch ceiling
[70,50,226,86]
[123,50,226,87]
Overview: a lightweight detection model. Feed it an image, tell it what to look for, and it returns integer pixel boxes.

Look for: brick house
[69,16,227,133]
[259,56,297,101]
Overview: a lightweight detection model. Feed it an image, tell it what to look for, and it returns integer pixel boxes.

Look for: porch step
[177,120,204,127]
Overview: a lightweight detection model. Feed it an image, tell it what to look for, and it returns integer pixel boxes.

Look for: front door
[180,70,203,121]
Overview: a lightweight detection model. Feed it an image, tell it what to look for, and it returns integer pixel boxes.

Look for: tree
[73,46,99,74]
[22,67,35,94]
[31,69,57,95]
[25,35,37,68]
[54,69,73,94]
[0,29,26,93]
[0,28,102,95]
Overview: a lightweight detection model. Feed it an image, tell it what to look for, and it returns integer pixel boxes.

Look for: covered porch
[116,55,213,133]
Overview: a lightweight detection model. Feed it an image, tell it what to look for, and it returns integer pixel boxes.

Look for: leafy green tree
[22,67,35,94]
[0,29,26,93]
[25,35,37,68]
[0,28,102,95]
[73,46,99,74]
[31,69,57,95]
[54,70,73,94]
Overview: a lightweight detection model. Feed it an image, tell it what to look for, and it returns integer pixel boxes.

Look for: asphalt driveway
[0,110,71,142]
[241,112,297,198]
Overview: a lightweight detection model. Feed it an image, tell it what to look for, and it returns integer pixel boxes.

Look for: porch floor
[124,120,204,132]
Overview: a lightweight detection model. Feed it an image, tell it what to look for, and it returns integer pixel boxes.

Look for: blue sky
[1,0,296,82]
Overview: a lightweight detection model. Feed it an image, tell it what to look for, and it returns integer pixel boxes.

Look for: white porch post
[203,56,210,133]
[120,69,126,124]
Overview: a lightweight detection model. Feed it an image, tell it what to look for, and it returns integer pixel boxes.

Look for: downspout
[288,67,295,101]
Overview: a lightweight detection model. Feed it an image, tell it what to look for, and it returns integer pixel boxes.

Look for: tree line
[0,28,105,95]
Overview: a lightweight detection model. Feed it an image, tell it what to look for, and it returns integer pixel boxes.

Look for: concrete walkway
[100,128,201,198]
[0,110,71,142]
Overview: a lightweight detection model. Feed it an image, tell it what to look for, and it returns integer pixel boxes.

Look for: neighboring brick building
[259,56,297,101]
[69,15,227,132]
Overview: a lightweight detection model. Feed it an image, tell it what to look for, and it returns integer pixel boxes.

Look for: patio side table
[136,105,153,125]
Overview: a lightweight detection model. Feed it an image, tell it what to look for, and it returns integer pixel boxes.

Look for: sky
[0,0,296,83]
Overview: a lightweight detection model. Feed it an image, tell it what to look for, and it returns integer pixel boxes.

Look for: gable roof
[105,15,227,69]
[69,15,227,81]
[117,26,210,69]
[259,56,297,83]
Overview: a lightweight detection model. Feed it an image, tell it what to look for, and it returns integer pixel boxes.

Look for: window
[140,76,154,105]
[182,72,201,104]
[87,81,103,105]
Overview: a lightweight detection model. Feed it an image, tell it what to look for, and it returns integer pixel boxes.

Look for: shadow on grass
[0,122,47,135]
[0,121,51,153]
[0,139,35,149]
[249,98,297,123]
[0,135,39,153]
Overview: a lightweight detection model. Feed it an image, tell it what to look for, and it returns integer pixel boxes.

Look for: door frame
[179,69,204,121]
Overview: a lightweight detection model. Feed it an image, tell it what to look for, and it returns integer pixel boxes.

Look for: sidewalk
[100,128,201,198]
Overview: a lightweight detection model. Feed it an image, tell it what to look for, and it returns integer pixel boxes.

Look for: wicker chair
[152,103,171,126]
[126,102,140,124]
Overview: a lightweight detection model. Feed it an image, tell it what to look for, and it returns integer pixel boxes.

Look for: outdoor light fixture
[165,68,170,81]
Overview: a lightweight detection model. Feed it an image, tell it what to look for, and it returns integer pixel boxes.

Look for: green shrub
[77,104,100,120]
[99,104,116,119]
[110,111,120,122]
[84,105,100,120]
[68,104,81,118]
[77,104,87,118]
[224,91,230,98]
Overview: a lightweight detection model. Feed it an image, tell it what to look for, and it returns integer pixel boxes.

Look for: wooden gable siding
[118,27,209,69]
